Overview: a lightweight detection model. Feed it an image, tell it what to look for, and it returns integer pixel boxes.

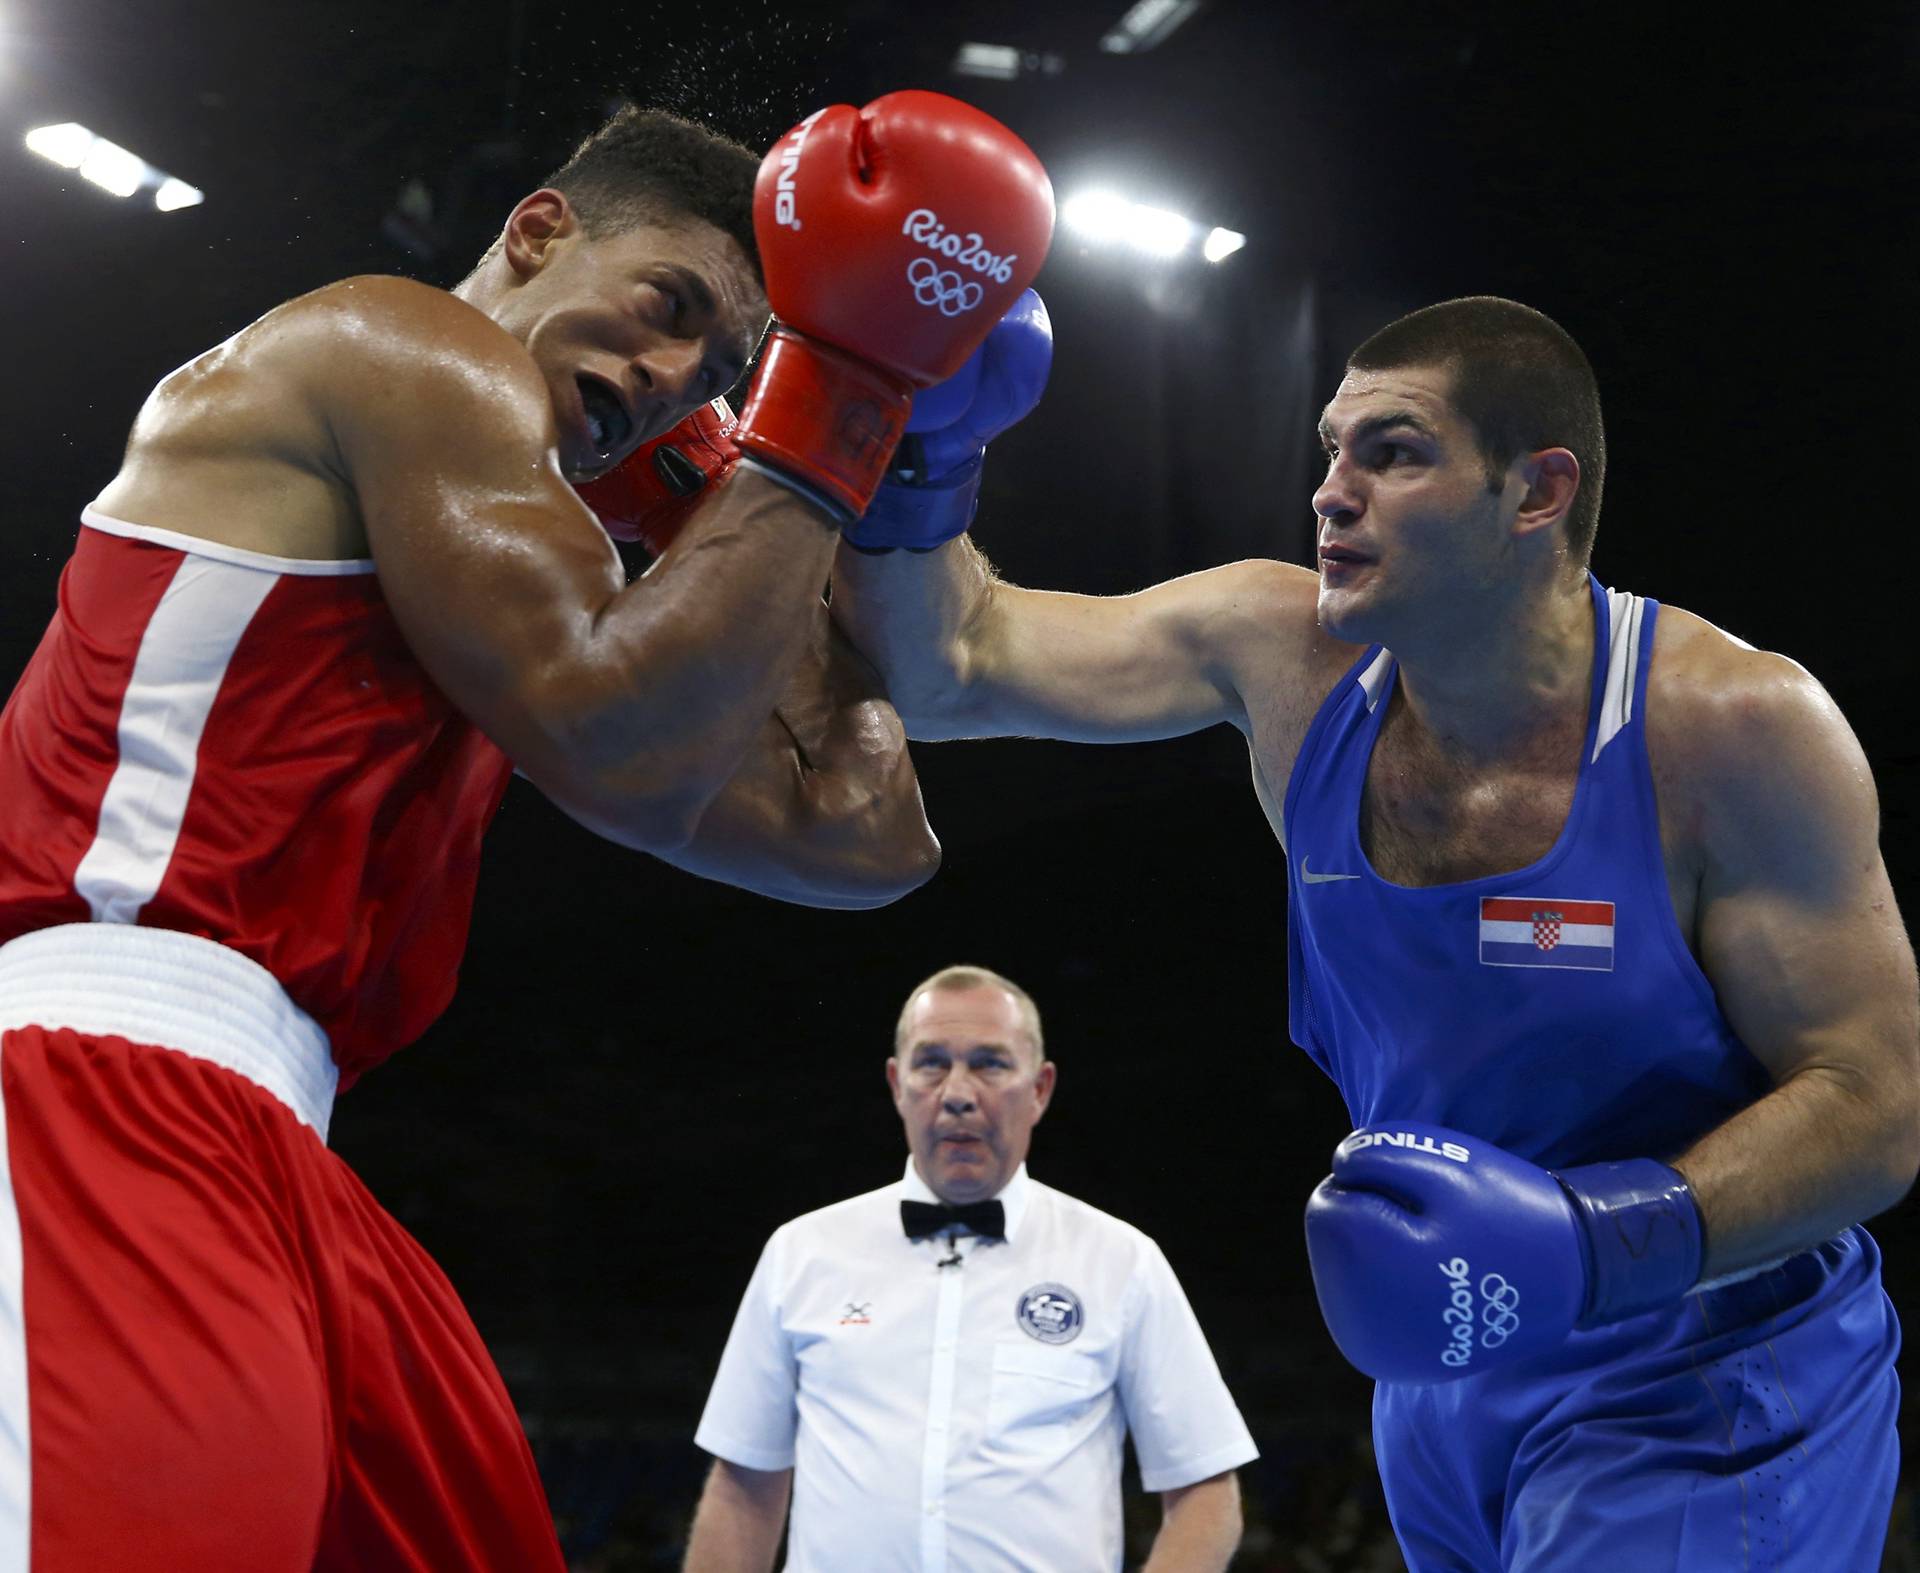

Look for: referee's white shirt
[694,1162,1259,1572]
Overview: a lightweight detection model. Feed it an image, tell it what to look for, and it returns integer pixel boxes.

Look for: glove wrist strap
[1554,1158,1704,1327]
[734,329,914,522]
[845,451,984,553]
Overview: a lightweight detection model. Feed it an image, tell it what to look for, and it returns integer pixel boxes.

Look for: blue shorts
[1374,1230,1900,1572]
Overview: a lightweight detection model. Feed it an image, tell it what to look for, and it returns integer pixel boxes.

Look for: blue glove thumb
[846,289,1053,553]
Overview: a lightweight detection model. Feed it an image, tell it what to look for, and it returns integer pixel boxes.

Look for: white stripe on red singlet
[70,554,279,925]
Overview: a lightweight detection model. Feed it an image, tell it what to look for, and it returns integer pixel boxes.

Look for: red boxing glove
[574,397,739,555]
[734,91,1054,522]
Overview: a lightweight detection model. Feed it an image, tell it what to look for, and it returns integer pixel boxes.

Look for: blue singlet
[1283,576,1900,1571]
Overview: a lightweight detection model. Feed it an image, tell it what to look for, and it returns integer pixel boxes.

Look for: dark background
[3,2,1916,1566]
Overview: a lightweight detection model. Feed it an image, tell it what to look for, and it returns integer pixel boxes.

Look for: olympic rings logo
[1479,1273,1522,1347]
[907,256,984,317]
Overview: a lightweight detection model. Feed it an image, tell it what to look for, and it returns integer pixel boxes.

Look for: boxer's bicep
[1694,657,1919,1153]
[305,284,646,797]
[948,560,1318,744]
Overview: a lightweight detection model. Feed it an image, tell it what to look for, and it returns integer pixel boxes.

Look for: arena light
[77,137,146,198]
[24,122,96,170]
[1131,204,1194,258]
[1202,226,1246,263]
[24,120,203,211]
[952,42,1021,80]
[950,41,1065,81]
[1100,0,1204,53]
[1062,189,1135,245]
[154,177,204,212]
[1064,188,1238,264]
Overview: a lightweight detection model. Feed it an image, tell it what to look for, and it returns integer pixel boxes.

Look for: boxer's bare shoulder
[1645,601,1885,965]
[1227,557,1369,723]
[90,276,551,563]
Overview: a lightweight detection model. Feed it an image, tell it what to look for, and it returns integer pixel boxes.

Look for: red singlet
[0,509,514,1088]
[0,512,563,1570]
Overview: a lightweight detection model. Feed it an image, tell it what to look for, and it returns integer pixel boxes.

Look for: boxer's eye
[634,284,682,326]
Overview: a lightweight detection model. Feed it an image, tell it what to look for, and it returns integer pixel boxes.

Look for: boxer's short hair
[1349,297,1606,568]
[544,106,761,278]
[895,966,1047,1066]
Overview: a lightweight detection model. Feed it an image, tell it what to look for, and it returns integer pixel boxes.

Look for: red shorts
[0,924,564,1571]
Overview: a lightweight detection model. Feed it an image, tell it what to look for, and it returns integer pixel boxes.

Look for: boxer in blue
[831,295,1916,1569]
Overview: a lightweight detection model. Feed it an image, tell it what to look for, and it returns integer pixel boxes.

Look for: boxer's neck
[1387,574,1594,768]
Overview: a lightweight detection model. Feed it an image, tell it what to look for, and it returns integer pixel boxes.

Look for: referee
[682,964,1256,1572]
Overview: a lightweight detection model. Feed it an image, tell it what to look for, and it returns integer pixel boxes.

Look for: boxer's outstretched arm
[1660,642,1920,1275]
[316,278,837,853]
[832,535,1324,744]
[657,608,939,908]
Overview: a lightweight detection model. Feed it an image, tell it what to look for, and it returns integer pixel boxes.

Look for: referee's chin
[917,1142,1005,1204]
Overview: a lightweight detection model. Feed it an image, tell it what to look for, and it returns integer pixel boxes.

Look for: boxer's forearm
[682,1460,791,1573]
[1673,1059,1920,1281]
[545,472,841,848]
[662,701,939,908]
[656,605,940,906]
[830,536,998,737]
[1142,1473,1242,1573]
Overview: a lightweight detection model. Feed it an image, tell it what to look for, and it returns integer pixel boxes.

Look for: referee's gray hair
[893,965,1046,1065]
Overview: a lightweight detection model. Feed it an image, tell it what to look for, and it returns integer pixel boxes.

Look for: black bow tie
[901,1198,1006,1242]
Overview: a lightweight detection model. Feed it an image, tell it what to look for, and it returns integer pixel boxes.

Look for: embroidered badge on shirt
[1479,896,1615,971]
[1016,1283,1084,1345]
[839,1300,872,1326]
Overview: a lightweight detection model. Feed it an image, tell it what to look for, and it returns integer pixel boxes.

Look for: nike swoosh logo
[1301,858,1362,885]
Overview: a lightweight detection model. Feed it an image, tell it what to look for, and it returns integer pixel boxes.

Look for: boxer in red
[0,96,1053,1569]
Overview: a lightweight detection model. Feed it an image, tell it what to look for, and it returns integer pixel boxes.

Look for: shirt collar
[898,1157,1033,1243]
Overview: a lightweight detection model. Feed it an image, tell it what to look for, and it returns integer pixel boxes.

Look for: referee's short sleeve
[693,1229,800,1472]
[1116,1237,1259,1493]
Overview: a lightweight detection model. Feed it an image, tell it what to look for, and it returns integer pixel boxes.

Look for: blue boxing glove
[844,288,1052,553]
[1303,1122,1703,1384]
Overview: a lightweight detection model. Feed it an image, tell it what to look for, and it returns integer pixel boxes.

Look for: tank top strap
[1282,643,1385,847]
[1591,578,1653,764]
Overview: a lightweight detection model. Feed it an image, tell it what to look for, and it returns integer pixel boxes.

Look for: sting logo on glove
[770,107,828,232]
[1345,1129,1471,1164]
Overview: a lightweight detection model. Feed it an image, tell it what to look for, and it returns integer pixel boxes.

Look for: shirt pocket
[986,1341,1106,1436]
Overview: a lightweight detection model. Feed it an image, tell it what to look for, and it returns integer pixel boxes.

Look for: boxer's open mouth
[577,377,633,458]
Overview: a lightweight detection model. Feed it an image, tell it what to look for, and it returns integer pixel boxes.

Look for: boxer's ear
[1512,447,1579,540]
[500,189,579,279]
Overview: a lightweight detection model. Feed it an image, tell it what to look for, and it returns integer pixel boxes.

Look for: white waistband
[0,924,337,1138]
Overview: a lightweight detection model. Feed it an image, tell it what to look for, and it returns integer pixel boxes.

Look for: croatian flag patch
[1479,896,1615,971]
